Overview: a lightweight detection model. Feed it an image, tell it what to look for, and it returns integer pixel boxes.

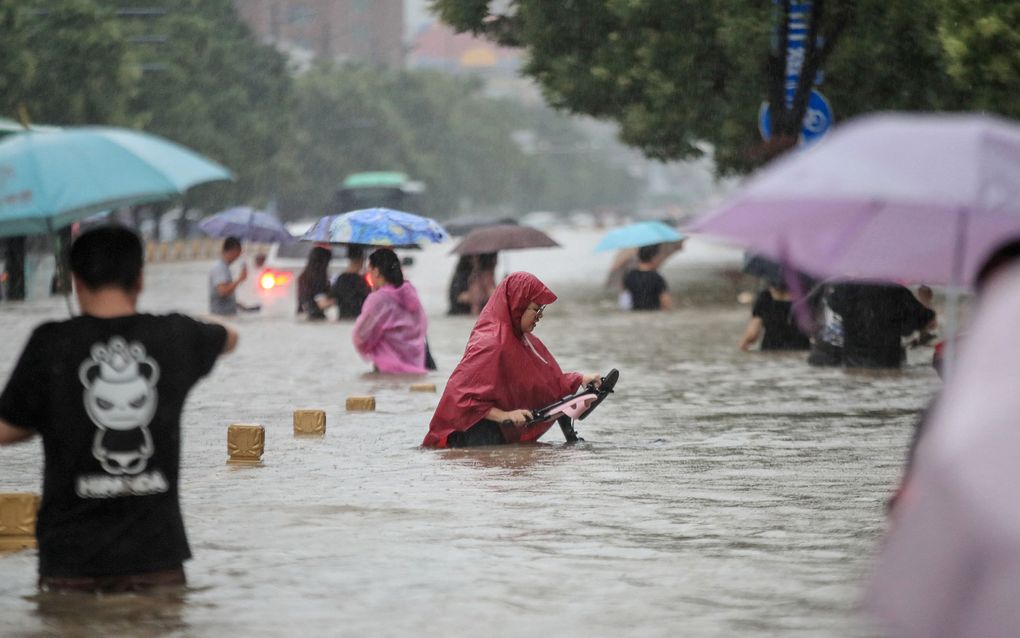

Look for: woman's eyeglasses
[529,304,546,317]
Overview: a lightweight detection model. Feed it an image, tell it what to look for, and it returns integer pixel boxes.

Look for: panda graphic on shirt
[78,337,161,479]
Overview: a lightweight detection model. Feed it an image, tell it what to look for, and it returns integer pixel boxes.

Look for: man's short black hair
[69,225,144,291]
[637,243,661,264]
[222,236,241,252]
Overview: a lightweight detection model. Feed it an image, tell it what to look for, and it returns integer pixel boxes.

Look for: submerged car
[248,240,349,317]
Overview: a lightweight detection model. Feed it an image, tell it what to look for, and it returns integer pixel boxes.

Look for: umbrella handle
[45,218,75,316]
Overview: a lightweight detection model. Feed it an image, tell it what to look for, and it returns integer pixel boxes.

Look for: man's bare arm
[0,418,34,445]
[222,325,239,353]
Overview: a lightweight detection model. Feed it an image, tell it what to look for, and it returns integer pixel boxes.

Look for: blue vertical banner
[784,3,811,109]
[759,0,833,146]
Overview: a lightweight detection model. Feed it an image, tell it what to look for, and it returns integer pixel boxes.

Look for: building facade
[234,0,404,68]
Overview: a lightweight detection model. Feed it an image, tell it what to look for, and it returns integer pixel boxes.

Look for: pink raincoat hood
[352,282,428,374]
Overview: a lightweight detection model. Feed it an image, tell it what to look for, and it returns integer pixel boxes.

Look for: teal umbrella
[0,117,60,140]
[594,221,685,252]
[0,126,233,238]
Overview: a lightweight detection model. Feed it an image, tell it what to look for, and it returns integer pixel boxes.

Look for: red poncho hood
[423,272,582,447]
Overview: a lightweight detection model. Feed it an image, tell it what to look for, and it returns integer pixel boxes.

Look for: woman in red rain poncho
[423,271,601,447]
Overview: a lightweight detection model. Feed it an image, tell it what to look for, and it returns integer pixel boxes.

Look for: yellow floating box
[409,383,436,393]
[227,424,265,465]
[345,396,376,411]
[293,409,326,435]
[0,493,40,551]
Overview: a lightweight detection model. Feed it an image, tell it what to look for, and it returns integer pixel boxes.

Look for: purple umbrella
[198,206,294,244]
[688,112,1020,287]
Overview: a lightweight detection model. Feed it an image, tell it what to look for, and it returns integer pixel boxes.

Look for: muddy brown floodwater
[0,229,938,637]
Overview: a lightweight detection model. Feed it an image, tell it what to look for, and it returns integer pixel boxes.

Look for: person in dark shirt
[738,282,811,351]
[296,245,332,320]
[447,255,472,315]
[623,244,672,311]
[828,282,936,368]
[0,225,237,593]
[329,245,370,319]
[467,252,498,315]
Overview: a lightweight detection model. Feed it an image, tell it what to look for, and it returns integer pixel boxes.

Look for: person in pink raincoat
[352,248,428,374]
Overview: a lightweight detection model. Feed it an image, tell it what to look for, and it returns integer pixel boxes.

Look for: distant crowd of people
[204,234,945,377]
[208,236,434,374]
[601,240,936,371]
[735,268,936,370]
[596,239,938,371]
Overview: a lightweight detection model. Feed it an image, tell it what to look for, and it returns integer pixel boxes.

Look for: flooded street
[0,228,939,637]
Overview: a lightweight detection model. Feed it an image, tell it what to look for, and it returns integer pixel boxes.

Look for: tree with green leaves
[1,0,292,215]
[2,0,639,228]
[938,1,1020,119]
[431,0,976,173]
[274,63,641,219]
[0,0,135,125]
[107,0,292,211]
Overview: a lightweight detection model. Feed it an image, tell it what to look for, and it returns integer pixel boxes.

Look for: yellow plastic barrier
[345,396,376,411]
[227,424,265,465]
[0,493,39,551]
[293,410,326,436]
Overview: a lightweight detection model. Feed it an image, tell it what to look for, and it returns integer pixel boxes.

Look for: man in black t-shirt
[738,284,811,351]
[623,244,672,311]
[330,245,370,319]
[0,225,237,592]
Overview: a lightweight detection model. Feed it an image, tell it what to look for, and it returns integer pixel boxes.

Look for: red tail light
[259,270,292,290]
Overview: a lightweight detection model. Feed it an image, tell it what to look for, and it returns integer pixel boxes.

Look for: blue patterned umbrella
[301,207,449,247]
[198,206,294,243]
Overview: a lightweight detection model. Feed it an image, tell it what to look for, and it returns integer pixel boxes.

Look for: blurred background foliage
[0,0,641,222]
[3,0,1018,222]
[433,0,1019,174]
